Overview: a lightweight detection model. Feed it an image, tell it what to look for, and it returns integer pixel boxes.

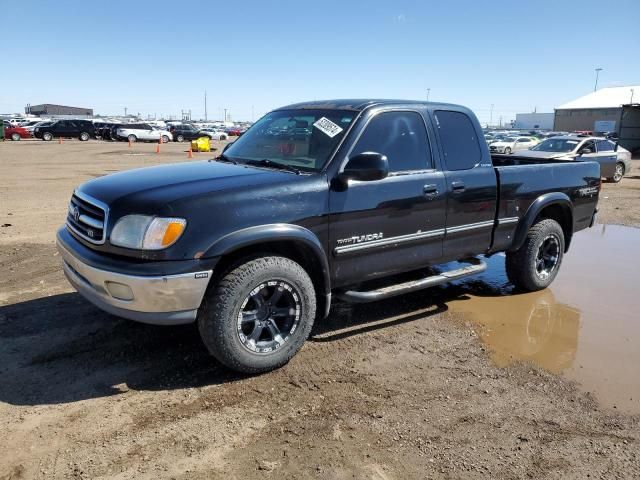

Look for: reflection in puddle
[446,224,640,413]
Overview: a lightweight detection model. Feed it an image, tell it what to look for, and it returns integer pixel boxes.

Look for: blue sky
[2,0,638,124]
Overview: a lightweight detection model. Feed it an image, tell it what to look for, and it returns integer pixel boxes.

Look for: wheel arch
[509,193,573,253]
[205,224,331,317]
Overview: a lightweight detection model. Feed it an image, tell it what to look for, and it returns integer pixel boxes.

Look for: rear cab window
[433,110,482,171]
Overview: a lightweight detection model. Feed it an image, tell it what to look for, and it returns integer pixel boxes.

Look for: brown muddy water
[447,224,640,413]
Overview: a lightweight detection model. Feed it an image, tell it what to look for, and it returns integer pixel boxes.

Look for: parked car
[199,128,228,141]
[4,124,31,141]
[489,136,539,154]
[24,121,53,135]
[34,120,95,141]
[56,99,600,373]
[116,124,172,143]
[517,136,631,183]
[225,126,245,136]
[169,124,203,142]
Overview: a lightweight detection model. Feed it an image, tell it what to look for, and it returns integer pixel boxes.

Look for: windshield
[531,138,580,152]
[222,109,357,172]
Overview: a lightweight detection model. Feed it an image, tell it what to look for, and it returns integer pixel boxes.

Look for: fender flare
[204,223,331,296]
[509,192,573,252]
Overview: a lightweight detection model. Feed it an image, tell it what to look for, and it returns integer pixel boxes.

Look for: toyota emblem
[71,205,80,222]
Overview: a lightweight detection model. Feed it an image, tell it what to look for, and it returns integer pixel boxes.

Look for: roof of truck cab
[277,99,462,111]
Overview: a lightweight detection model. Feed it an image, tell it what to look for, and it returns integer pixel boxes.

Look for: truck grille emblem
[71,205,80,223]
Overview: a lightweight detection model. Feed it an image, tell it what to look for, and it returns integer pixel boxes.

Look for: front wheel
[161,135,170,143]
[79,132,90,141]
[610,162,624,183]
[506,219,564,292]
[127,134,137,143]
[176,134,185,142]
[42,132,53,141]
[198,256,316,373]
[504,147,512,154]
[11,133,20,141]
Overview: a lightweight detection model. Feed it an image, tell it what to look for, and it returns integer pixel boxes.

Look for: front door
[329,110,446,287]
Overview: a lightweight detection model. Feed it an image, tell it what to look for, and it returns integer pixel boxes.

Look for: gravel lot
[1,140,639,479]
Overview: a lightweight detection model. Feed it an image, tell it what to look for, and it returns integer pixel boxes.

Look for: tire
[220,135,227,141]
[42,132,53,141]
[127,134,137,143]
[79,132,90,141]
[504,147,512,154]
[176,134,185,142]
[198,256,316,373]
[161,135,170,144]
[506,219,565,292]
[610,162,624,183]
[11,133,20,141]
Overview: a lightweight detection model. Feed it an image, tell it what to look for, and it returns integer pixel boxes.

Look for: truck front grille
[66,193,107,244]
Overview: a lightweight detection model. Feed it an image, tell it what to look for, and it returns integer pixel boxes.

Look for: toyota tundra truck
[56,100,600,373]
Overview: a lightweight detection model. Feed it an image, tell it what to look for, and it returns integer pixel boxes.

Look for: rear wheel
[161,135,170,144]
[79,132,90,141]
[127,134,137,143]
[610,162,624,183]
[198,256,316,373]
[11,133,20,141]
[176,134,185,142]
[42,132,53,141]
[506,219,564,292]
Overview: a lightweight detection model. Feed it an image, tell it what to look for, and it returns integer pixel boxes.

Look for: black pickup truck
[56,99,600,373]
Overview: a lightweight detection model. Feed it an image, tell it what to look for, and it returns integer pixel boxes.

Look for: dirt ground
[1,140,639,479]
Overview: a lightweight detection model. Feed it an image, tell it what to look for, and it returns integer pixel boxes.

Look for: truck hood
[77,160,296,210]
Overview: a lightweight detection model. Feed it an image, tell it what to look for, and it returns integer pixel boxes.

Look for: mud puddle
[445,224,640,413]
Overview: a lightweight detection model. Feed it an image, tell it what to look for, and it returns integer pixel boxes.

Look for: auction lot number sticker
[313,117,343,138]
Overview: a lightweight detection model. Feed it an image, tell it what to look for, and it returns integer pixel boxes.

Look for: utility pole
[224,108,228,122]
[204,90,208,121]
[124,107,127,117]
[426,88,431,102]
[490,104,494,127]
[594,67,603,91]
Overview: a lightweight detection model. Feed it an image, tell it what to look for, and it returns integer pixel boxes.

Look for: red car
[4,125,31,141]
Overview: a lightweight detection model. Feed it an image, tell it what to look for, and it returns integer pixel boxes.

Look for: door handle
[451,181,466,193]
[423,184,439,199]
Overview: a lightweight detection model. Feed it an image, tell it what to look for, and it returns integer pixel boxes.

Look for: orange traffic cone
[188,146,193,159]
[156,136,161,154]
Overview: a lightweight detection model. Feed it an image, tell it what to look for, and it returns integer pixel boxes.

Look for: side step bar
[336,257,487,304]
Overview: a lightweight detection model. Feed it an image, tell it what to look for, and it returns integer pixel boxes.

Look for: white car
[489,136,539,154]
[117,124,172,143]
[199,128,228,140]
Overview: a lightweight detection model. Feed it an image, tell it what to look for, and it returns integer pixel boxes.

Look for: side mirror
[579,148,593,155]
[339,152,389,183]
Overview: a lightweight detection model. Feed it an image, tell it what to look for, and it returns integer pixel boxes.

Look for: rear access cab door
[430,109,497,260]
[328,108,447,287]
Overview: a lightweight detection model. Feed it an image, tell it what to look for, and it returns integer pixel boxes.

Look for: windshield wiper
[245,159,301,175]
[213,153,237,164]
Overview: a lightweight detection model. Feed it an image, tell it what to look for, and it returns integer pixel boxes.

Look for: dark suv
[169,124,202,142]
[34,120,95,141]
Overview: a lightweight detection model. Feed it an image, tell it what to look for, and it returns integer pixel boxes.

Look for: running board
[336,257,487,304]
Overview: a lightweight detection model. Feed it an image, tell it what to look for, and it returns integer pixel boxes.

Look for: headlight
[110,215,186,250]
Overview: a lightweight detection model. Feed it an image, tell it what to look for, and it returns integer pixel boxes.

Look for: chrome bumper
[57,237,212,325]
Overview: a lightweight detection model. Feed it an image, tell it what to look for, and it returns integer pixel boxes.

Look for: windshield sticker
[313,117,343,138]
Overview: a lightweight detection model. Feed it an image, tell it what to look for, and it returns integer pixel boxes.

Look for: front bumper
[56,229,213,325]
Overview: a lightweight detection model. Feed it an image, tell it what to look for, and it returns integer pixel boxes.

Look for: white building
[514,112,554,130]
